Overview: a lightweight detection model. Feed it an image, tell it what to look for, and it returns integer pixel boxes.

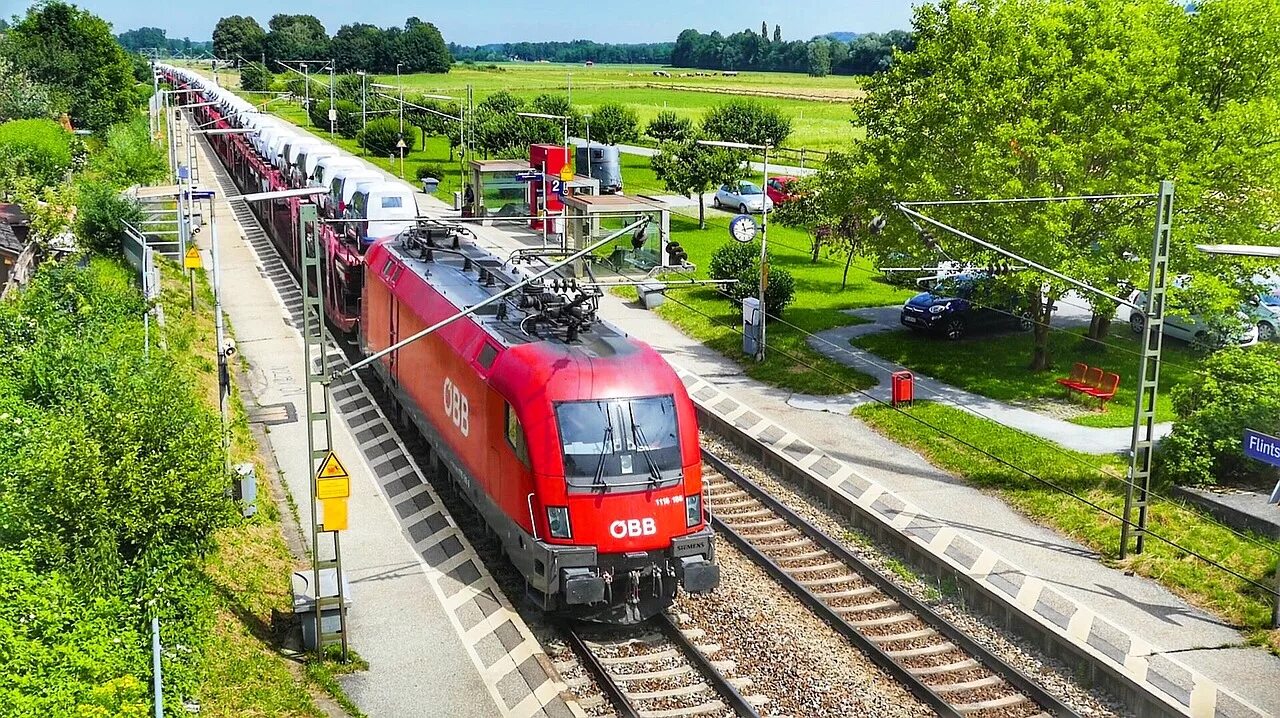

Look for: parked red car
[766,176,798,205]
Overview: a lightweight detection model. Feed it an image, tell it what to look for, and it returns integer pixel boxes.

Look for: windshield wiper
[628,404,664,487]
[591,411,614,494]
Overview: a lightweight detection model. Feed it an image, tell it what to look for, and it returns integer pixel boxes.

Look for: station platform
[180,113,579,718]
[232,104,1278,717]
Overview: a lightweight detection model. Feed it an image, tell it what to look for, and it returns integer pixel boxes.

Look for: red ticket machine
[529,144,572,231]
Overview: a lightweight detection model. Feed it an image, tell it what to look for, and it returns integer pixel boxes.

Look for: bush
[708,240,796,316]
[87,117,166,187]
[74,181,143,254]
[709,240,760,285]
[358,117,416,157]
[1158,344,1280,486]
[415,163,445,181]
[309,100,361,138]
[0,118,73,190]
[0,258,230,711]
[239,61,273,92]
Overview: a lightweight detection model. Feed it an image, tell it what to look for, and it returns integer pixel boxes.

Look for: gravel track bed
[676,544,933,718]
[701,434,1128,717]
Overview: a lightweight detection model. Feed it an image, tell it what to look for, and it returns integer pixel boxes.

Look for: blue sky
[57,0,916,45]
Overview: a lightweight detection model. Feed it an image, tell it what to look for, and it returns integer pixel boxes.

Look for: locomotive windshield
[556,396,682,491]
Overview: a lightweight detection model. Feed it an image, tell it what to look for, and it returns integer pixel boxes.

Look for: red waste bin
[891,370,914,407]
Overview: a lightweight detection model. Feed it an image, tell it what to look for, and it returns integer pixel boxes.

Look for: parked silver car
[1129,278,1259,348]
[713,181,774,214]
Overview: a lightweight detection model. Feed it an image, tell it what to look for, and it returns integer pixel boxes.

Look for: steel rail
[702,448,1082,718]
[561,615,762,718]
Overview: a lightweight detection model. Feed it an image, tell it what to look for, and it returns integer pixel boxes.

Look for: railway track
[561,613,763,718]
[701,448,1082,718]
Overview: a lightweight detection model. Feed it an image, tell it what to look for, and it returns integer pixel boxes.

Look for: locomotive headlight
[546,506,571,539]
[686,494,702,527]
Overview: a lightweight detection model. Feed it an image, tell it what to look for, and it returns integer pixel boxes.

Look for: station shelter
[561,193,670,277]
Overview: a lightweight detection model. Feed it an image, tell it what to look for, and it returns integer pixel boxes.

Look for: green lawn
[613,210,915,394]
[205,61,863,153]
[853,326,1208,427]
[856,401,1280,651]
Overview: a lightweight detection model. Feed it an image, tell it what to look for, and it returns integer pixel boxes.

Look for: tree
[212,15,265,62]
[645,110,694,144]
[238,62,274,92]
[701,99,792,148]
[398,18,451,74]
[847,0,1255,371]
[651,139,745,228]
[773,153,880,288]
[330,23,386,72]
[0,2,135,130]
[773,24,782,43]
[587,103,638,145]
[0,57,54,122]
[807,39,831,77]
[86,117,166,187]
[262,14,329,68]
[407,96,462,156]
[761,21,769,41]
[529,93,581,137]
[116,26,166,53]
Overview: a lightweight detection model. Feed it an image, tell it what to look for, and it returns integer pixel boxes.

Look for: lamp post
[328,61,335,136]
[186,126,258,473]
[397,63,405,178]
[356,71,367,137]
[893,182,1174,558]
[302,63,310,117]
[584,114,592,185]
[699,139,772,361]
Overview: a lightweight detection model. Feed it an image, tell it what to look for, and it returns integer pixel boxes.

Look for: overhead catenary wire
[650,245,1280,561]
[646,285,1279,598]
[585,210,1280,562]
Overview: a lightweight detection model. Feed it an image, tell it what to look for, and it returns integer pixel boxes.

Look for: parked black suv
[900,275,1032,340]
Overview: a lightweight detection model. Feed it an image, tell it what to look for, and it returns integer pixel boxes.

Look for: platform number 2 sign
[550,179,564,196]
[443,377,470,437]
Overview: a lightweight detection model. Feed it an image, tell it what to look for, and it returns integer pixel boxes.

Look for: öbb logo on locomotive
[167,64,720,624]
[609,518,658,539]
[442,377,470,437]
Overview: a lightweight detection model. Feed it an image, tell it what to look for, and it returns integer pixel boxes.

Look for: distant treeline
[450,40,675,65]
[672,24,913,76]
[208,14,451,74]
[117,26,214,56]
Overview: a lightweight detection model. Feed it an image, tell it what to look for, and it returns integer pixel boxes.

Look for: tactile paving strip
[193,127,582,718]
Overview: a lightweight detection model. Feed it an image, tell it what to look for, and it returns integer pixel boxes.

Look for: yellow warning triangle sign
[184,246,202,269]
[316,451,350,480]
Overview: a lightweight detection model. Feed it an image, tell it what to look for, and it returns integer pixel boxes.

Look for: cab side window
[505,403,529,466]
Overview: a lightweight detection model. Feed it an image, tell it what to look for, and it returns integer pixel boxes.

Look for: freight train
[160,65,719,622]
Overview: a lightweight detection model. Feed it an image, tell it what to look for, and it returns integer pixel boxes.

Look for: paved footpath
[257,110,1279,716]
[181,113,579,718]
[810,305,1174,454]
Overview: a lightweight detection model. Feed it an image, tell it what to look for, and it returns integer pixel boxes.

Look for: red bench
[1056,363,1120,409]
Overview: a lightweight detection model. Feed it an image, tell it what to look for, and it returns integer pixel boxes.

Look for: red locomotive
[162,66,719,622]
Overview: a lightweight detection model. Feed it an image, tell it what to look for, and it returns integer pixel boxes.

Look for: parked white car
[713,181,774,214]
[1129,280,1259,348]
